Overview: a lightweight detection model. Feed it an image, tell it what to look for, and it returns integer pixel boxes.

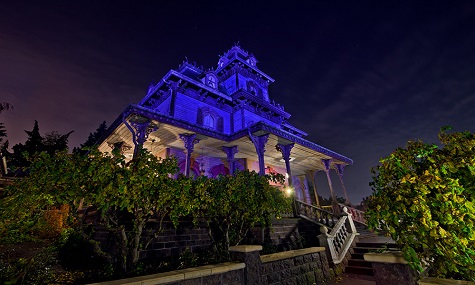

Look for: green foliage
[366,128,475,280]
[0,245,81,285]
[0,149,185,272]
[1,147,291,275]
[193,170,290,251]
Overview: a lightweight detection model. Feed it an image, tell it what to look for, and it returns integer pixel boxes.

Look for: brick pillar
[229,245,262,285]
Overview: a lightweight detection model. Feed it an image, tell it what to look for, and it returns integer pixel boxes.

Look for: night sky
[2,1,475,204]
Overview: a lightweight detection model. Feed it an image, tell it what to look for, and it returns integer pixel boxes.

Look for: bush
[366,128,475,280]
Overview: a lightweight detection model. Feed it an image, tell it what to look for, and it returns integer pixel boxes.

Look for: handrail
[338,203,366,225]
[295,200,358,265]
[295,200,339,229]
[318,207,358,264]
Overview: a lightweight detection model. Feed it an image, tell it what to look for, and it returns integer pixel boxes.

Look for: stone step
[355,242,397,249]
[353,247,373,254]
[345,265,374,276]
[344,239,399,278]
[351,252,365,260]
[348,259,372,268]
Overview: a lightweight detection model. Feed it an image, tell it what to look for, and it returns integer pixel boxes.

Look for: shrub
[366,128,475,280]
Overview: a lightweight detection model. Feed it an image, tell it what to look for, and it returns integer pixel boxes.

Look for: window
[207,75,216,88]
[249,85,257,95]
[204,114,215,128]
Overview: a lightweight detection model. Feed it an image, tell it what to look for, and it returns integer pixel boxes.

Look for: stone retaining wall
[92,218,312,261]
[89,246,335,285]
[88,262,245,285]
[260,247,335,285]
[91,220,212,260]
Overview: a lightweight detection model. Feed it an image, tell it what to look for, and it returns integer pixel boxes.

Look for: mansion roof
[97,44,352,175]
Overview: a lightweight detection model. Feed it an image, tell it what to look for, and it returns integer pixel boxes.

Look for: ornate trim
[179,133,200,154]
[110,105,352,165]
[276,143,294,161]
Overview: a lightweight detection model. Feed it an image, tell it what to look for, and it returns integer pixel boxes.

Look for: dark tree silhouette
[10,120,73,170]
[0,102,12,156]
[73,121,108,155]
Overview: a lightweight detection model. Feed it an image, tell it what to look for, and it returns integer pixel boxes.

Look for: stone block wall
[92,217,321,262]
[260,247,335,285]
[91,219,212,261]
[90,246,336,285]
[89,262,245,285]
[142,220,211,259]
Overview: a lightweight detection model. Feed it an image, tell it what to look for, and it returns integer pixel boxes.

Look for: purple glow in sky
[1,1,475,203]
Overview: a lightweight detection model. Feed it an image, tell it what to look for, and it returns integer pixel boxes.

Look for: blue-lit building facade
[97,45,353,205]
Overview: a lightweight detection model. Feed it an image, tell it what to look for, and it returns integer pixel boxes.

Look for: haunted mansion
[97,45,352,205]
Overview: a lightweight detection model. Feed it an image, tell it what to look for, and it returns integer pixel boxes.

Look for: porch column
[298,174,312,204]
[123,114,158,158]
[276,143,298,216]
[179,134,200,177]
[221,145,239,175]
[276,143,294,187]
[305,170,321,207]
[335,164,350,205]
[249,133,269,176]
[322,159,338,212]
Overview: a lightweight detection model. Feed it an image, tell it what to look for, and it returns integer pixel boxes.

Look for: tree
[10,121,73,170]
[73,121,108,155]
[0,148,193,273]
[44,131,74,155]
[194,171,290,251]
[0,102,12,156]
[366,128,475,280]
[1,147,291,273]
[0,102,13,114]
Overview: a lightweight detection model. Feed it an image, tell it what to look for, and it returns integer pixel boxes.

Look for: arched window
[207,75,216,88]
[249,85,257,95]
[204,114,215,128]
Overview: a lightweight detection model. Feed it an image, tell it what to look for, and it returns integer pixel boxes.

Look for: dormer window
[218,57,228,68]
[207,75,216,88]
[247,80,262,98]
[247,55,257,67]
[204,72,218,89]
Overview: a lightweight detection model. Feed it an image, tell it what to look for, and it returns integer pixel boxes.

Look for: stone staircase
[345,224,397,277]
